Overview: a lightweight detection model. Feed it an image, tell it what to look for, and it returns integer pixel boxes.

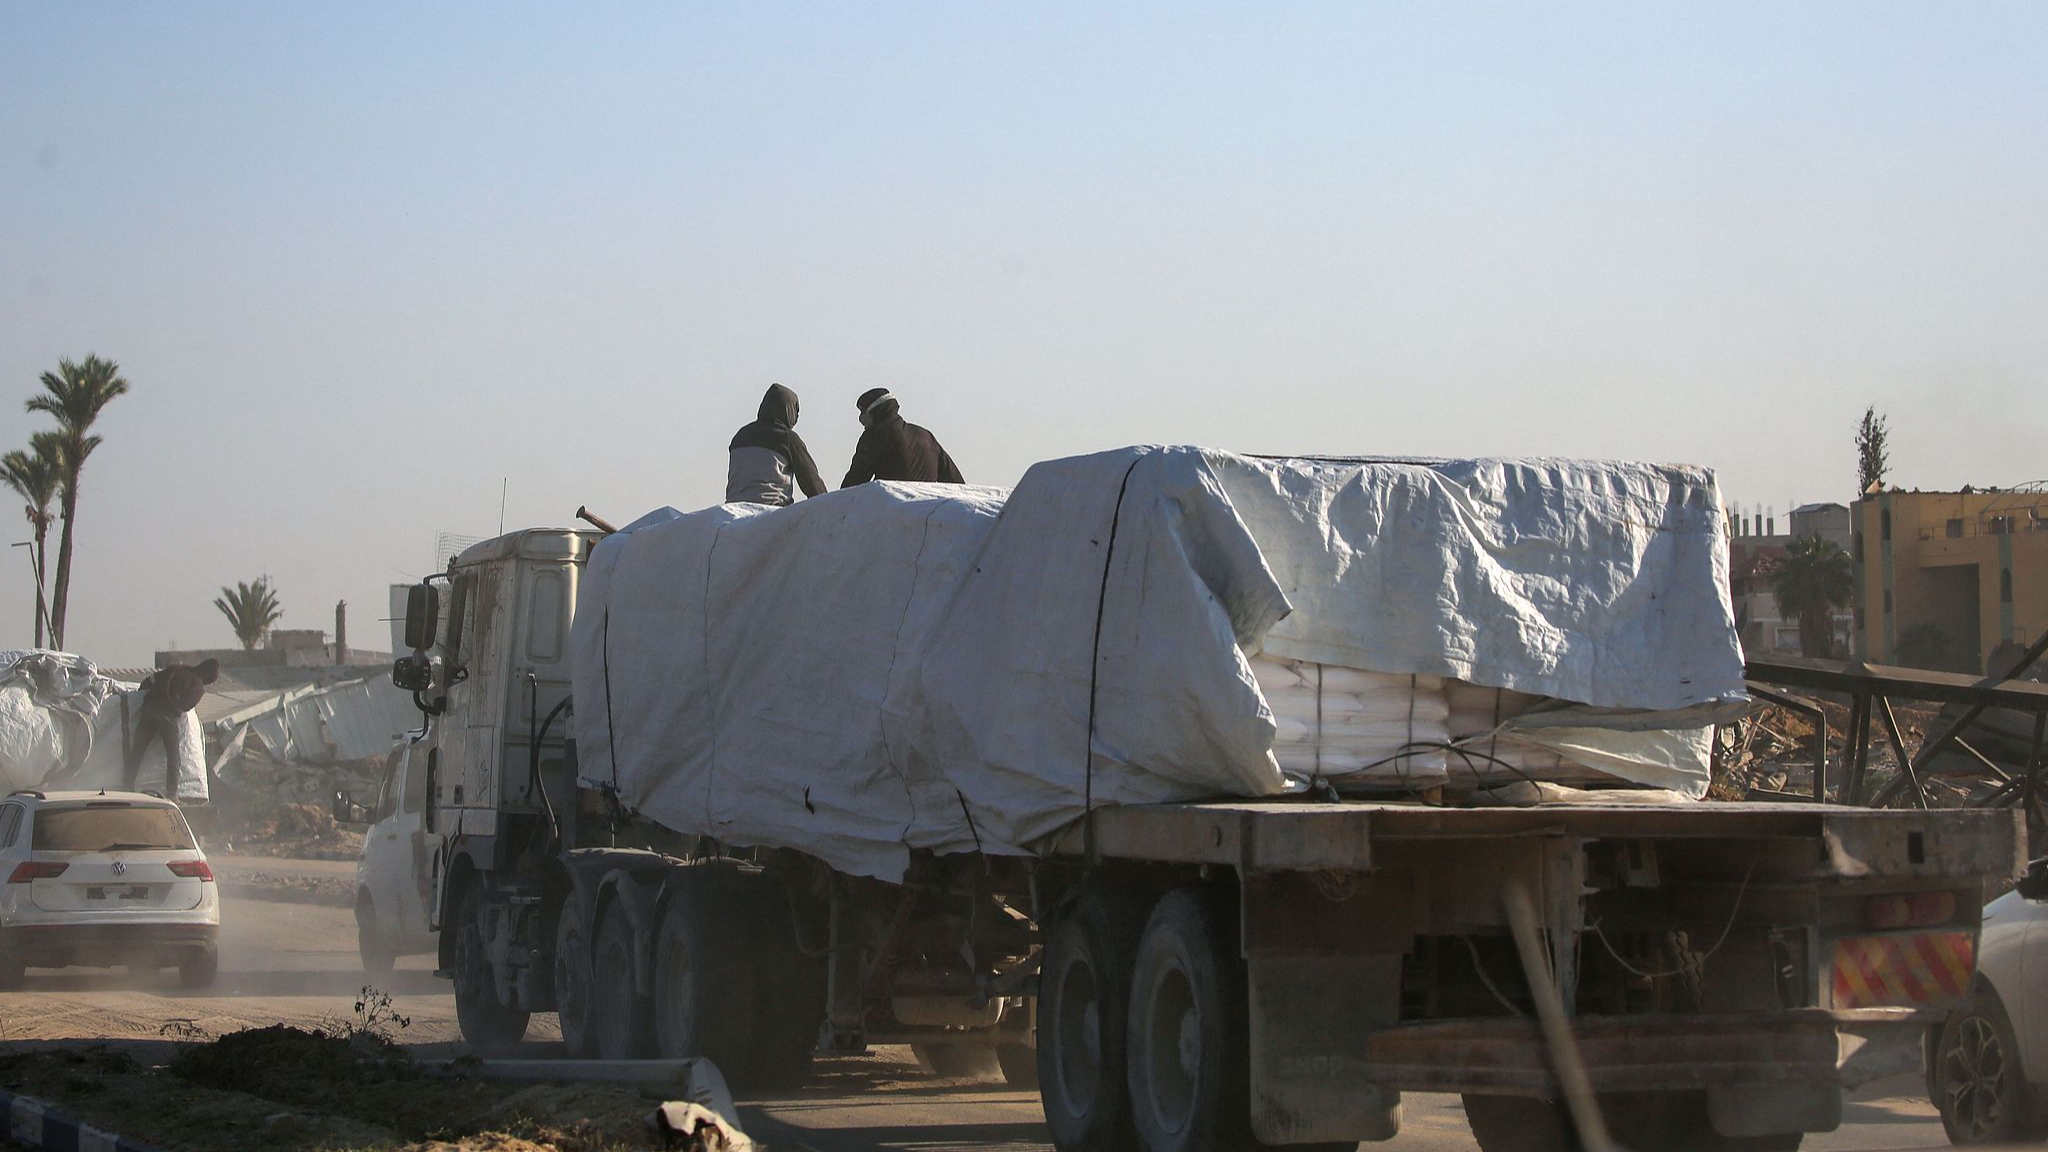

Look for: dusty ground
[0,858,1957,1152]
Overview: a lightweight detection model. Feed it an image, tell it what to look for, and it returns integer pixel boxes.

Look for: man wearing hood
[727,384,826,506]
[841,388,964,487]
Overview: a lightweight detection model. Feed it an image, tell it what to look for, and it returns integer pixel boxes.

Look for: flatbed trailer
[372,526,2024,1152]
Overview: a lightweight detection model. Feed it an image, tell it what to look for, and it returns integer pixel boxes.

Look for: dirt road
[0,864,1954,1151]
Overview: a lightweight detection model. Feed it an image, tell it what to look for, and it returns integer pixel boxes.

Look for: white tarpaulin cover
[573,446,1744,881]
[0,650,208,803]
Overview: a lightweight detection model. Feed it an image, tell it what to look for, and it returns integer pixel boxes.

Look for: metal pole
[1874,697,1930,810]
[1503,882,1616,1152]
[2025,712,2047,854]
[1845,695,1872,805]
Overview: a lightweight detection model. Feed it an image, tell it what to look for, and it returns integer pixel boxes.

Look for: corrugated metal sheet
[214,675,420,765]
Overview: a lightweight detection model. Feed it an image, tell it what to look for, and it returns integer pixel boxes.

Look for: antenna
[498,478,508,536]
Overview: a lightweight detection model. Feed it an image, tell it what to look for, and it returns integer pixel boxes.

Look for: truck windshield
[33,805,196,852]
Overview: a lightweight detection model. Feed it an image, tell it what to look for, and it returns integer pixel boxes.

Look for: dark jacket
[841,397,964,487]
[727,384,825,506]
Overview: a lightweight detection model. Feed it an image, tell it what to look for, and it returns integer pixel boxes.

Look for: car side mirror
[332,790,371,826]
[403,584,441,652]
[2018,858,2048,901]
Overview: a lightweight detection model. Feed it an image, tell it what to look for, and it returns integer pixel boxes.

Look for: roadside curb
[1,1088,164,1152]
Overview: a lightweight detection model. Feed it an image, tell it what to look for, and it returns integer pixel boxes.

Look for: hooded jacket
[840,395,964,487]
[727,384,826,506]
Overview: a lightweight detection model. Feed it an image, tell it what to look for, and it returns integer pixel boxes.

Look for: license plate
[86,886,150,901]
[1832,932,1975,1008]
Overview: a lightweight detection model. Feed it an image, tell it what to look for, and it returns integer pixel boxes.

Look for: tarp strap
[1083,455,1146,861]
[601,605,620,790]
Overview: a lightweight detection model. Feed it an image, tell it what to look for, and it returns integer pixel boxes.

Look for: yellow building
[1851,486,2048,673]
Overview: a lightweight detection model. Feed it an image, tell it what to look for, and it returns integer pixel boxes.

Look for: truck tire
[452,884,531,1052]
[591,903,653,1058]
[652,873,753,1074]
[553,889,597,1059]
[739,875,822,1088]
[1124,887,1256,1152]
[1038,885,1151,1152]
[357,895,395,976]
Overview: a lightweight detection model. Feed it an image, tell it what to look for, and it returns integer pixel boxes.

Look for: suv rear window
[32,805,196,852]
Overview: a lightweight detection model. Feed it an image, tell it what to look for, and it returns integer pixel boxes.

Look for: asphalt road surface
[0,856,1957,1152]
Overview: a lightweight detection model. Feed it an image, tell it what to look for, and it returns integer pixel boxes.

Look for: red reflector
[167,860,214,882]
[7,861,68,883]
[1867,892,1957,930]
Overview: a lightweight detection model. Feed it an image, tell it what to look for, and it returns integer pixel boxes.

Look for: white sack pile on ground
[573,446,1745,881]
[0,650,208,802]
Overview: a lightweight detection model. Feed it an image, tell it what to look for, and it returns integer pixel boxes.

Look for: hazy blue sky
[3,3,2044,666]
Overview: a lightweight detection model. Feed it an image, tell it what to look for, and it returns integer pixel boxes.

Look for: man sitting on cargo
[727,383,827,506]
[841,388,964,487]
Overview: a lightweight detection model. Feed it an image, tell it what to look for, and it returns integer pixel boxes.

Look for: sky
[2,3,2045,667]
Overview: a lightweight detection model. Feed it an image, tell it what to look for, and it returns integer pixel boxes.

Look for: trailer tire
[740,877,821,1088]
[452,884,530,1052]
[1038,885,1151,1152]
[591,903,653,1059]
[553,889,597,1059]
[652,873,753,1074]
[1124,887,1256,1152]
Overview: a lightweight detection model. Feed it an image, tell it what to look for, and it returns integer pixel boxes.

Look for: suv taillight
[167,860,214,881]
[7,861,68,883]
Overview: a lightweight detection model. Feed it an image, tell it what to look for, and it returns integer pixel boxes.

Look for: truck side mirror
[404,584,441,652]
[392,654,434,693]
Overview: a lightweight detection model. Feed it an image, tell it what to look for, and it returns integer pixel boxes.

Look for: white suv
[0,789,220,988]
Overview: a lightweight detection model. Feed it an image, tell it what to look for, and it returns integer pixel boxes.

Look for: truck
[367,450,2022,1152]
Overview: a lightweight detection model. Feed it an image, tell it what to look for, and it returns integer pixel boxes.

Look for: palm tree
[26,355,130,649]
[1,433,63,646]
[1773,534,1854,659]
[215,579,284,650]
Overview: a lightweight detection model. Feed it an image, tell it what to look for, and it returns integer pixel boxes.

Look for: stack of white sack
[1441,679,1716,794]
[1248,655,1449,787]
[1442,680,1614,788]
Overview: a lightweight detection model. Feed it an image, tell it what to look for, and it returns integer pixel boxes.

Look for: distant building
[1850,486,2048,673]
[1726,501,1854,658]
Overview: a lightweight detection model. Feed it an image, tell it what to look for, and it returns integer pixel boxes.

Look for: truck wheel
[997,1043,1039,1089]
[357,896,395,976]
[453,884,531,1051]
[1038,885,1151,1152]
[553,889,597,1058]
[915,1043,1000,1079]
[740,876,821,1088]
[652,874,753,1074]
[1935,998,2046,1145]
[591,903,653,1058]
[1125,888,1257,1152]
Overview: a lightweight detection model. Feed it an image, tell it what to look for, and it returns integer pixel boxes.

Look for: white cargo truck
[384,447,2020,1152]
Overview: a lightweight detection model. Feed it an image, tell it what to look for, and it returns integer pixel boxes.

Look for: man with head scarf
[841,388,964,487]
[726,384,826,506]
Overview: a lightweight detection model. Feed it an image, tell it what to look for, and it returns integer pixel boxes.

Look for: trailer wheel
[1124,887,1256,1152]
[739,874,822,1088]
[652,873,753,1073]
[553,889,597,1058]
[1038,885,1150,1152]
[452,884,530,1051]
[591,903,652,1058]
